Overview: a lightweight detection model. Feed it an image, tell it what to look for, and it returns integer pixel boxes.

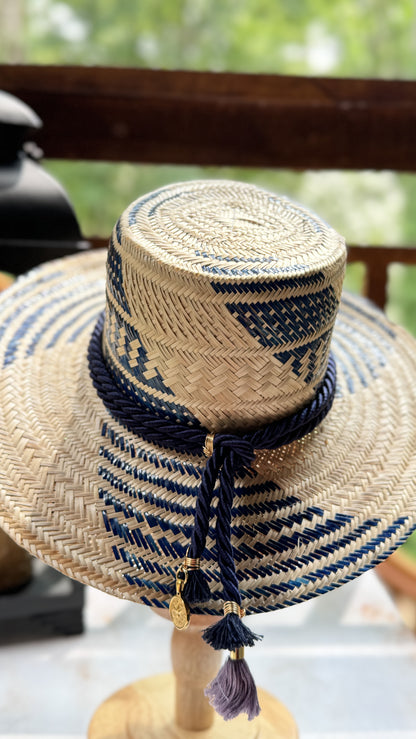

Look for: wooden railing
[2,64,416,308]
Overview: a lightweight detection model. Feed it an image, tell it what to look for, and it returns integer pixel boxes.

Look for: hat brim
[0,250,415,615]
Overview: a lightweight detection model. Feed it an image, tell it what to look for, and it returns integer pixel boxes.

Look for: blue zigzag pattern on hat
[330,295,396,394]
[105,234,198,424]
[128,187,184,223]
[3,275,88,367]
[97,448,415,610]
[202,263,310,277]
[96,418,416,611]
[108,307,174,396]
[212,272,326,295]
[217,287,337,346]
[342,294,396,340]
[101,423,201,476]
[104,347,199,424]
[215,283,337,383]
[107,225,130,315]
[276,330,332,383]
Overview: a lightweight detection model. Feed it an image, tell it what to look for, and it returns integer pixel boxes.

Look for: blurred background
[1,0,416,333]
[1,0,416,613]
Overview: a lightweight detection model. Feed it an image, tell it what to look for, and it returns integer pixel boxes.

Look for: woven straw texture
[0,180,416,616]
[105,180,345,430]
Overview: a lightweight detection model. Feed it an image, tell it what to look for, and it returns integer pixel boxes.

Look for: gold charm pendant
[169,565,190,630]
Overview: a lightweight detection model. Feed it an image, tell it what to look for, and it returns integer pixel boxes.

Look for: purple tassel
[202,612,262,650]
[182,568,211,604]
[205,656,260,721]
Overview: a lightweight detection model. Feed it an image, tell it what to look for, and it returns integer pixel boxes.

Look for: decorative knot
[213,433,256,475]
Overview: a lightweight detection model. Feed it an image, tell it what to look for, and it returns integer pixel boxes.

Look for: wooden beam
[347,245,416,265]
[348,245,416,307]
[1,65,416,170]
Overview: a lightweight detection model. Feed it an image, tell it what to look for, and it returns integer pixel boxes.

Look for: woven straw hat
[1,176,416,606]
[1,179,416,717]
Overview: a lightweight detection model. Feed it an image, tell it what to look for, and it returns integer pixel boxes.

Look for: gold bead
[203,432,215,458]
[184,555,200,570]
[223,601,245,617]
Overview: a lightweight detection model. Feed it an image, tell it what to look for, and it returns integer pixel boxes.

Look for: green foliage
[401,530,416,559]
[387,264,416,334]
[2,0,414,77]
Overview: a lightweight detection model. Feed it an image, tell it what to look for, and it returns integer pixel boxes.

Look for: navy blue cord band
[88,311,337,606]
[88,312,337,459]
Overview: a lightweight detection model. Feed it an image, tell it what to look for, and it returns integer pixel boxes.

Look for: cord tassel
[182,567,211,604]
[205,647,260,721]
[170,553,211,604]
[202,602,262,651]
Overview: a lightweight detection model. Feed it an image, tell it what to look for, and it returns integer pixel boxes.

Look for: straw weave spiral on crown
[102,180,346,431]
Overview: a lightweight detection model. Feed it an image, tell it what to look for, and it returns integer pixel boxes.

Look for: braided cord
[215,450,243,604]
[89,313,336,461]
[188,446,224,559]
[88,313,206,454]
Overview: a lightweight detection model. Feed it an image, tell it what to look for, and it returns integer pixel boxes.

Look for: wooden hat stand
[88,611,298,739]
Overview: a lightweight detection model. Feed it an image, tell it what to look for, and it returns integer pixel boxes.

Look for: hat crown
[103,180,346,431]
